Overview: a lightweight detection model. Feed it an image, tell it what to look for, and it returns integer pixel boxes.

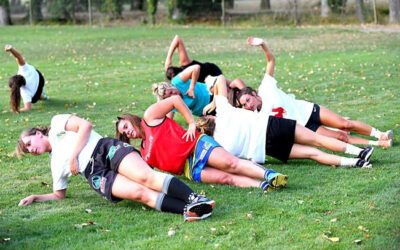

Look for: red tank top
[140,117,200,175]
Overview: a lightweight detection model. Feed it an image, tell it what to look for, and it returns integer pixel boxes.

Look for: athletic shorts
[305,104,322,132]
[32,70,45,103]
[184,134,221,183]
[265,116,296,163]
[84,138,138,203]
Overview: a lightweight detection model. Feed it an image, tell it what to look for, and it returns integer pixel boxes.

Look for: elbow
[269,54,275,64]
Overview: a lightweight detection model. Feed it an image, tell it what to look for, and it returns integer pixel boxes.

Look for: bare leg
[295,124,349,153]
[118,152,168,192]
[289,144,341,166]
[319,106,372,136]
[111,174,159,208]
[200,167,260,188]
[206,147,266,179]
[316,126,370,145]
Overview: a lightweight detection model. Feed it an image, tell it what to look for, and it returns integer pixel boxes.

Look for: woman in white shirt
[16,114,215,222]
[236,38,393,148]
[5,44,48,113]
[196,75,374,168]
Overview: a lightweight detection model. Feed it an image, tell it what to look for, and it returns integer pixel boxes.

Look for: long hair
[16,127,49,159]
[166,66,182,80]
[115,114,145,143]
[9,75,26,113]
[195,117,216,137]
[236,87,258,107]
[152,81,178,101]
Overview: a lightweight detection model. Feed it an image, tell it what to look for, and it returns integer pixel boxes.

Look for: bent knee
[218,174,235,185]
[223,156,240,171]
[336,132,349,143]
[341,120,355,131]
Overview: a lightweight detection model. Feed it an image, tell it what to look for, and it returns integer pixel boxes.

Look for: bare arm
[64,115,93,176]
[247,37,275,77]
[179,65,200,98]
[202,75,228,115]
[19,102,32,112]
[18,189,66,206]
[144,95,196,141]
[5,45,26,66]
[164,35,192,71]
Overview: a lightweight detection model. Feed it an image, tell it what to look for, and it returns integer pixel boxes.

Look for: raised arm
[18,189,66,206]
[248,37,275,77]
[5,45,26,66]
[144,95,196,141]
[164,35,192,71]
[64,115,93,176]
[178,64,200,98]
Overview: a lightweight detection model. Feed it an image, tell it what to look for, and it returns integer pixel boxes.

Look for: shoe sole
[386,130,394,140]
[184,212,212,222]
[363,147,374,162]
[268,174,288,191]
[186,200,215,217]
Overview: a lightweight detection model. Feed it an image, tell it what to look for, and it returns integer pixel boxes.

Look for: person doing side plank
[116,95,288,192]
[5,44,48,113]
[196,75,374,168]
[237,37,393,148]
[16,114,214,222]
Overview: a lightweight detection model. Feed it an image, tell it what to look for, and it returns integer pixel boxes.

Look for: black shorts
[182,60,223,83]
[305,104,322,132]
[84,138,138,203]
[31,69,45,103]
[265,116,296,163]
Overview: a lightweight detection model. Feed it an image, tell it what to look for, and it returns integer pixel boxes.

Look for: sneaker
[355,159,372,169]
[184,195,215,222]
[380,130,394,141]
[358,147,374,162]
[260,180,275,192]
[264,170,288,189]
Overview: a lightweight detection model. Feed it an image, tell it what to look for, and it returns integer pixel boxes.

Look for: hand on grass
[182,123,196,142]
[69,157,79,176]
[247,37,264,46]
[18,195,35,206]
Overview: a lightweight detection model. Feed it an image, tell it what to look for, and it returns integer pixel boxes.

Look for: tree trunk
[321,0,329,17]
[260,0,271,9]
[293,0,299,26]
[0,6,9,25]
[356,0,365,23]
[389,0,400,23]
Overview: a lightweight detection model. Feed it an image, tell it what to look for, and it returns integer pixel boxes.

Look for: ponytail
[9,75,26,113]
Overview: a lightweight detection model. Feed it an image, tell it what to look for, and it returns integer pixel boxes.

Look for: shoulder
[50,114,72,132]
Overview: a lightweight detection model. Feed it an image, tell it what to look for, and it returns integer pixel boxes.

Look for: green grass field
[0,25,399,249]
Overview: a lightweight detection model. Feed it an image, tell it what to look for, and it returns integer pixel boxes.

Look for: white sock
[369,128,382,139]
[368,140,379,146]
[340,157,359,166]
[345,144,363,156]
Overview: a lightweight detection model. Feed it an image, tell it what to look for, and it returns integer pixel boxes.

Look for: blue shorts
[184,134,221,183]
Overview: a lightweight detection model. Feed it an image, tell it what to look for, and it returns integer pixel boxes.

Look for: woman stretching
[5,44,48,113]
[196,75,374,168]
[237,37,393,148]
[16,114,214,221]
[116,95,288,192]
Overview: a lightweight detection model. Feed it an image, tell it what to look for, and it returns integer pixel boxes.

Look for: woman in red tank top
[116,95,288,192]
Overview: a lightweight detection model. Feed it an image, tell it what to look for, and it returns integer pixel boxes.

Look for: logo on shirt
[272,107,286,118]
[100,177,107,194]
[107,145,121,161]
[91,175,101,189]
[144,136,154,161]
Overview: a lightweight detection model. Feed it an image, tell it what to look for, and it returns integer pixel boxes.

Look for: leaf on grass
[315,219,320,223]
[364,234,370,238]
[322,234,339,242]
[0,211,2,215]
[358,226,369,232]
[102,227,110,232]
[280,226,285,231]
[210,227,216,232]
[74,224,83,229]
[246,213,254,219]
[85,209,92,213]
[297,200,304,204]
[369,202,374,207]
[354,239,362,244]
[330,218,338,222]
[41,182,49,188]
[141,206,147,211]
[227,221,233,225]
[168,230,175,236]
[2,238,10,243]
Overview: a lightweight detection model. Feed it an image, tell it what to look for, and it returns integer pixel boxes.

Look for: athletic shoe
[355,159,372,169]
[184,195,215,222]
[380,130,394,141]
[264,169,288,189]
[260,180,275,192]
[358,147,374,162]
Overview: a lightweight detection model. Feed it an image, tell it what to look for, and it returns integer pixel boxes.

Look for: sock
[370,128,381,139]
[162,175,197,203]
[263,169,276,181]
[368,140,379,146]
[340,157,359,166]
[345,144,363,156]
[155,193,186,214]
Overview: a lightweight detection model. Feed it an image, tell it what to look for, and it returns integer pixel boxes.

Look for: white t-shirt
[48,114,102,191]
[258,73,314,126]
[18,62,39,103]
[214,95,268,163]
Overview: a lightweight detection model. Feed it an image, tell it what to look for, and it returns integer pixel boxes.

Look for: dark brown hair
[16,127,49,159]
[115,114,145,143]
[236,87,258,107]
[166,66,183,80]
[9,75,26,113]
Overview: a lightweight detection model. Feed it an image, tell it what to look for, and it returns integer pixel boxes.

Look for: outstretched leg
[200,167,260,188]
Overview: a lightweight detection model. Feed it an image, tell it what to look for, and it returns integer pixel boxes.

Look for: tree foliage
[328,0,347,14]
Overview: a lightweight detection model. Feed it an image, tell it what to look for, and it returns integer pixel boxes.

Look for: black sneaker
[184,195,215,222]
[358,147,374,162]
[355,159,372,169]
